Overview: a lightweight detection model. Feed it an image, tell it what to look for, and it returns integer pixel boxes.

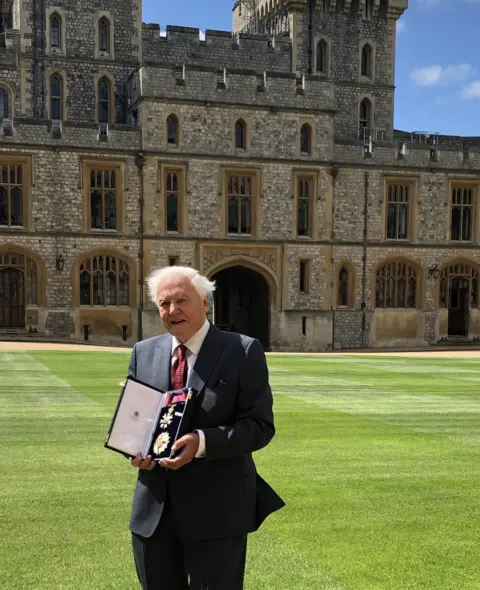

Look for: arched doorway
[440,263,478,337]
[211,265,270,349]
[0,251,38,328]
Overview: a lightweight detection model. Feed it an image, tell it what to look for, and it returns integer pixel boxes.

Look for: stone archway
[439,262,479,338]
[211,265,270,349]
[0,249,40,328]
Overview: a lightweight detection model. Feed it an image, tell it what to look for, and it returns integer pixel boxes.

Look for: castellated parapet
[136,64,334,112]
[142,24,292,73]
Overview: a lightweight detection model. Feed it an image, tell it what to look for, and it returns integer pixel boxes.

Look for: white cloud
[397,19,407,32]
[199,30,206,41]
[410,64,473,87]
[460,81,480,100]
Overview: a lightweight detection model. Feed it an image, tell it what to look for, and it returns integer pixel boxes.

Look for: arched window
[365,0,373,19]
[166,171,179,232]
[359,98,372,136]
[439,264,479,310]
[90,168,116,230]
[300,123,312,154]
[99,17,110,53]
[316,40,328,74]
[167,114,179,145]
[375,261,417,309]
[235,119,246,150]
[98,77,111,123]
[79,254,129,306]
[50,13,61,49]
[0,87,10,119]
[361,44,372,78]
[50,74,62,120]
[338,266,350,307]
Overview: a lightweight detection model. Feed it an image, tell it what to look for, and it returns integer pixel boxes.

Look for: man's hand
[131,453,156,471]
[159,433,199,471]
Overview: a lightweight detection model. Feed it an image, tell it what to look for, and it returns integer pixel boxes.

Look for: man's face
[157,274,208,342]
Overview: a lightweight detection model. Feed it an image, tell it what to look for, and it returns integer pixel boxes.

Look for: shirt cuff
[194,429,206,458]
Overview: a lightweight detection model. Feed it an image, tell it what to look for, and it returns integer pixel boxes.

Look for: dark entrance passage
[448,277,469,337]
[0,267,25,328]
[211,265,270,349]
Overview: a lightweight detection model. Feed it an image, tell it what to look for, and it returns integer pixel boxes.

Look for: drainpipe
[361,171,369,348]
[32,1,38,116]
[135,151,146,342]
[40,0,46,118]
[330,165,338,350]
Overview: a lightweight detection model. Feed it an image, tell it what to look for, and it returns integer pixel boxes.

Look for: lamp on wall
[428,264,441,279]
[56,254,65,272]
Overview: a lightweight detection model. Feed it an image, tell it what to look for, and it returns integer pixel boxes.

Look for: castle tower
[233,0,408,140]
[9,0,143,119]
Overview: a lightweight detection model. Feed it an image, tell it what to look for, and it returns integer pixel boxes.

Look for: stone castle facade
[0,0,479,351]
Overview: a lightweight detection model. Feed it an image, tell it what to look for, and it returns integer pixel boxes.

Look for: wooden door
[0,268,25,328]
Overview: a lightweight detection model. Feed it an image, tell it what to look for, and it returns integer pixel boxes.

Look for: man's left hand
[159,432,199,471]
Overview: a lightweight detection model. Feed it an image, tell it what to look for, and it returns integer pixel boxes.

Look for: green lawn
[1,351,480,589]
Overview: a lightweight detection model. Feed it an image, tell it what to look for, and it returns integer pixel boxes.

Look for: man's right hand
[131,453,157,471]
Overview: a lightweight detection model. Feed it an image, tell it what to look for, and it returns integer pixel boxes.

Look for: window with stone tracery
[0,87,10,119]
[439,264,479,309]
[386,182,411,240]
[296,176,314,238]
[79,255,129,306]
[89,168,117,230]
[450,187,474,242]
[50,73,63,120]
[316,40,328,75]
[50,13,61,49]
[165,171,180,232]
[361,44,373,78]
[99,17,110,53]
[98,77,111,123]
[375,261,417,309]
[167,114,179,145]
[300,123,312,155]
[235,119,246,150]
[227,173,253,235]
[0,164,23,227]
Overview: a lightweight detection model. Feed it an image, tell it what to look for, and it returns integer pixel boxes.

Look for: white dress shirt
[171,318,210,458]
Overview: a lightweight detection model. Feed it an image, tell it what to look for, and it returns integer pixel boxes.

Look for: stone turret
[233,0,408,140]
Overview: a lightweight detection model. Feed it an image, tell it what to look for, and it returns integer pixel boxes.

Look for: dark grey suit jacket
[127,323,285,541]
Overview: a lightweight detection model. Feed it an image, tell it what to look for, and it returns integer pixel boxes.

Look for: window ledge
[0,225,26,230]
[89,229,119,234]
[226,233,255,238]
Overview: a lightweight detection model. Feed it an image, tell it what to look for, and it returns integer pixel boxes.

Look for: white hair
[146,265,216,307]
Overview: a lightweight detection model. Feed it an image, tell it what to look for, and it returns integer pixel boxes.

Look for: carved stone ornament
[203,247,278,274]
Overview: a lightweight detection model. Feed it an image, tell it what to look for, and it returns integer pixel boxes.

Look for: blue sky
[143,0,480,137]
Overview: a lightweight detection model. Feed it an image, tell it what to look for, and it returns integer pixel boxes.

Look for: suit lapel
[187,324,227,394]
[153,334,172,392]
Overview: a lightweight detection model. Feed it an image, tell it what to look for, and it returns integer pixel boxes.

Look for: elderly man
[127,265,284,590]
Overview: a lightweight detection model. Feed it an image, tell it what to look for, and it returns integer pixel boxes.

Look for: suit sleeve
[201,338,275,460]
[128,344,137,378]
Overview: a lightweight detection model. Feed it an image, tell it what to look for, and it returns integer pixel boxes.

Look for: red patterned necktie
[171,344,188,391]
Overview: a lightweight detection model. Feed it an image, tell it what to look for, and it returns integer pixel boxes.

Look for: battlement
[233,0,408,34]
[135,63,334,111]
[142,24,292,74]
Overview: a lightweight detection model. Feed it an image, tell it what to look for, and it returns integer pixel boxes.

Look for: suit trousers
[132,493,248,590]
